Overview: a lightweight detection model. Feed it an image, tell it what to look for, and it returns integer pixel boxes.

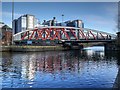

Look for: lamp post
[12,0,14,22]
[43,20,46,27]
[12,0,14,45]
[62,14,64,26]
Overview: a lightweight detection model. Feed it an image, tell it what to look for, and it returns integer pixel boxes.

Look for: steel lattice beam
[13,26,116,42]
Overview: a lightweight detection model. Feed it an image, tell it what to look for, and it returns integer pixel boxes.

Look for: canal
[0,46,120,88]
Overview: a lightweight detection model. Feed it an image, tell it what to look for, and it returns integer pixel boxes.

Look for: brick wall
[2,31,12,45]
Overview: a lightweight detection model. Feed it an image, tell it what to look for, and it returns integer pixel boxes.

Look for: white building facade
[13,14,39,34]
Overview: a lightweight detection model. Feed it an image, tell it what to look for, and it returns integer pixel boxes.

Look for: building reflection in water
[1,49,119,88]
[2,51,87,81]
[21,53,37,80]
[2,50,115,78]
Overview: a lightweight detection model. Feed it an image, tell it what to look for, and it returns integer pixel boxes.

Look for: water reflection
[1,48,119,88]
[105,50,120,88]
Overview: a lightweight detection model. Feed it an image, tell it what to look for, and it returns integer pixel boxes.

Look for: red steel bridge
[13,26,116,44]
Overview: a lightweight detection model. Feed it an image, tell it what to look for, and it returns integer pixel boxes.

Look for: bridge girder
[13,26,116,43]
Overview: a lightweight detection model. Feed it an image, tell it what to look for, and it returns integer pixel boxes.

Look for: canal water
[0,46,120,88]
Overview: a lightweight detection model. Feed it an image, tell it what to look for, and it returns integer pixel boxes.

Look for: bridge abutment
[104,42,117,51]
[116,32,120,50]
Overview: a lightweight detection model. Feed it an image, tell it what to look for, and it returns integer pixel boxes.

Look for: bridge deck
[61,39,113,43]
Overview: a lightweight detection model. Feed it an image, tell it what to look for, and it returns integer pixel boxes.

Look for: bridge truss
[13,26,116,43]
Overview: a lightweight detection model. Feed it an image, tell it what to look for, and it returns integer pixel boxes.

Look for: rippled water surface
[1,47,120,88]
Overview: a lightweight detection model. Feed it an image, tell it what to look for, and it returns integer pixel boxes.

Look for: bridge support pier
[104,42,117,51]
[62,42,83,50]
[117,32,120,50]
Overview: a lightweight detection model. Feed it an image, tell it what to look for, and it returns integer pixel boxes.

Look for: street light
[12,0,14,45]
[62,14,64,26]
[43,20,46,27]
[12,0,14,22]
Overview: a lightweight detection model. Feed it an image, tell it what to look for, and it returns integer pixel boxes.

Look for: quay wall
[1,45,82,52]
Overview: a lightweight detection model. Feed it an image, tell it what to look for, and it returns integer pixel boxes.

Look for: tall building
[42,17,57,26]
[56,19,84,28]
[42,20,52,26]
[26,14,35,30]
[34,18,40,27]
[12,19,18,34]
[17,15,27,32]
[64,20,84,28]
[13,14,39,34]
